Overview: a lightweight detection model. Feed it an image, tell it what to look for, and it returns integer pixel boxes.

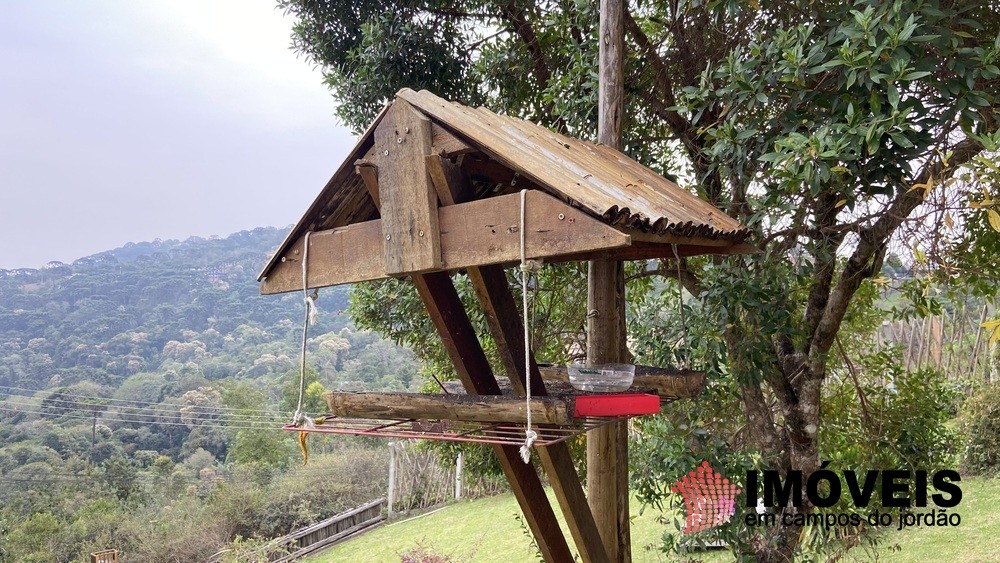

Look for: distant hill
[0,226,418,393]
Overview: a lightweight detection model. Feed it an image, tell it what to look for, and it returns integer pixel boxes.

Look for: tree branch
[809,136,986,365]
[802,192,848,354]
[503,2,553,117]
[625,258,705,296]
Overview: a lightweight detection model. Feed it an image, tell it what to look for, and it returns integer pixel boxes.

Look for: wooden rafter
[352,146,575,561]
[412,272,574,562]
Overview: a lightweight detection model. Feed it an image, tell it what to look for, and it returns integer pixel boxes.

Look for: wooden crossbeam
[325,391,660,424]
[260,191,631,295]
[326,392,577,425]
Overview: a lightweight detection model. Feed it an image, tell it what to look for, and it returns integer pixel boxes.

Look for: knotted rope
[293,232,323,463]
[519,189,542,463]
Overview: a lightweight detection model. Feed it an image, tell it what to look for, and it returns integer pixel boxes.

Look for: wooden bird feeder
[258,89,751,562]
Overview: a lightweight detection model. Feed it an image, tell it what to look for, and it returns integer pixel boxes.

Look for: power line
[0,405,283,431]
[0,384,295,416]
[0,392,286,423]
[0,399,282,426]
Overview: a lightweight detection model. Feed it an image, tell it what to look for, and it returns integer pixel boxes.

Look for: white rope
[672,243,690,370]
[519,189,539,463]
[294,232,318,429]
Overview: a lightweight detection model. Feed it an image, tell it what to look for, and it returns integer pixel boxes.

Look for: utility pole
[588,0,630,560]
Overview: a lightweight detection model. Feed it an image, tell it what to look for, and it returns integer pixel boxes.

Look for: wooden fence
[876,303,996,381]
[89,550,118,563]
[208,499,386,562]
[270,498,386,562]
[387,441,507,515]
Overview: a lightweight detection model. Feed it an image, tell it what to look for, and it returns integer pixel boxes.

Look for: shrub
[822,352,959,478]
[257,445,388,537]
[959,382,1000,475]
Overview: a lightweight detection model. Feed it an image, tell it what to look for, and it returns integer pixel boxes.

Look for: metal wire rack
[283,416,624,447]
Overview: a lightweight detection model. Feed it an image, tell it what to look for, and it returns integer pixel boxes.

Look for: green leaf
[987,209,1000,232]
[888,83,900,108]
[901,70,932,80]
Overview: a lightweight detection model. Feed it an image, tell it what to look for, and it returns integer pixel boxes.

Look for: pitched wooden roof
[259,89,749,283]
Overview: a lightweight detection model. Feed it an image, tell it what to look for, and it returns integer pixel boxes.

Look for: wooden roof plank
[399,89,747,239]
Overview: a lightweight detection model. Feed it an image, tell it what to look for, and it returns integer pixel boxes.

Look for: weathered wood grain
[593,1,631,558]
[412,272,574,563]
[398,88,748,241]
[468,265,611,563]
[537,364,706,399]
[373,99,442,275]
[325,391,576,425]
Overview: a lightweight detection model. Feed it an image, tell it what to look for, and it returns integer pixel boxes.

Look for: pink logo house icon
[671,460,741,534]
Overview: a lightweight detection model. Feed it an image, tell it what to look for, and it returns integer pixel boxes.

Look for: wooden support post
[413,272,574,563]
[387,442,397,516]
[585,259,629,563]
[591,0,631,560]
[455,451,464,500]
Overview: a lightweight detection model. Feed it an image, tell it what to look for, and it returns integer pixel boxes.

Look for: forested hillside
[0,227,419,394]
[0,228,419,561]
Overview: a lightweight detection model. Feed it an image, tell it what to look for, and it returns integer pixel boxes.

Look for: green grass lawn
[310,489,722,563]
[309,478,999,562]
[851,477,1000,563]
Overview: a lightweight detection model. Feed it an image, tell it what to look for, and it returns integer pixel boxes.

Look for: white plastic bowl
[567,363,635,392]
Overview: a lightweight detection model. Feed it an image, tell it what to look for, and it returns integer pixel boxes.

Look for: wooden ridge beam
[260,190,631,295]
[363,122,476,162]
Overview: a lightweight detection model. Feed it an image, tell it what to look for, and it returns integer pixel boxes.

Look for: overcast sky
[0,0,355,269]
